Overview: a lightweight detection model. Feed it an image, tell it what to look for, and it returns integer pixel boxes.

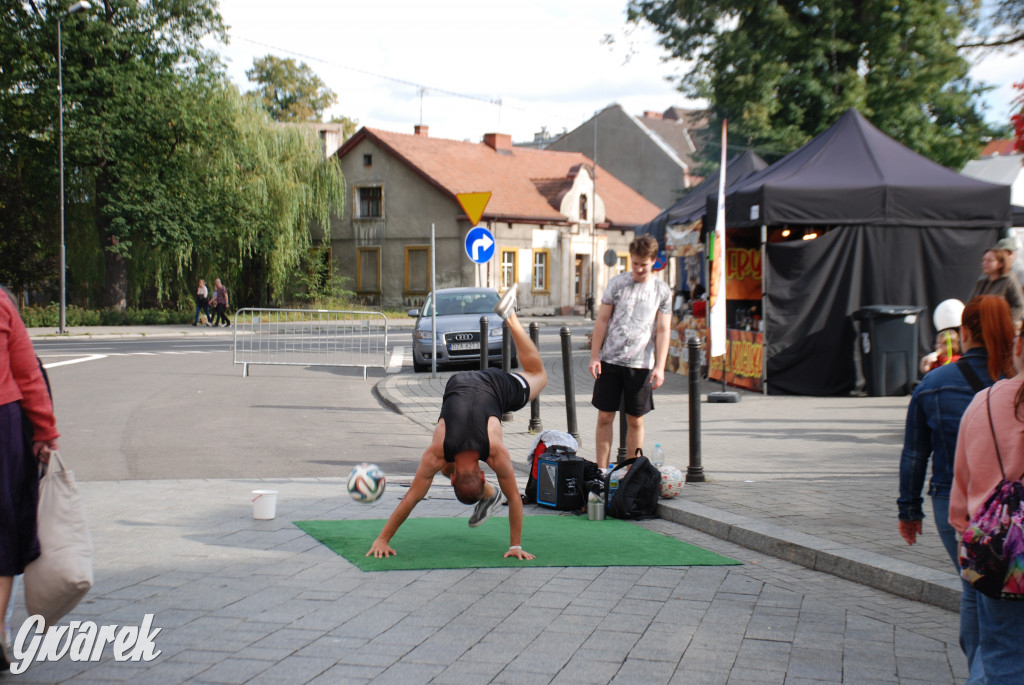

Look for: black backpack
[605,449,661,520]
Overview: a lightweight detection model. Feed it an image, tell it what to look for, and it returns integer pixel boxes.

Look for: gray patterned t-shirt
[598,273,672,369]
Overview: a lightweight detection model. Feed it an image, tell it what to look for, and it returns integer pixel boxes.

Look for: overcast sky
[212,0,1024,148]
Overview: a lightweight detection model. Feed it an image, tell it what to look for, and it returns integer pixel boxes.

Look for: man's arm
[650,311,671,389]
[367,445,443,557]
[588,302,614,379]
[488,441,535,560]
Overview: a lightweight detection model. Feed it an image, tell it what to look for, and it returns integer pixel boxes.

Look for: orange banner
[726,247,762,300]
[708,328,764,391]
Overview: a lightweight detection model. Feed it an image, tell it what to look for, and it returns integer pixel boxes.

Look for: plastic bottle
[608,466,620,501]
[654,443,665,465]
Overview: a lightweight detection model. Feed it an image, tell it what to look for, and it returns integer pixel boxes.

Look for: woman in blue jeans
[897,295,1015,671]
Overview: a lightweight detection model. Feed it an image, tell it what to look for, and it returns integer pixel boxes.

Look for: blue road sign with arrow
[465,226,495,264]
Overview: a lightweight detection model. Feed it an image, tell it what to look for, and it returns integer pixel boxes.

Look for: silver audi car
[408,287,517,372]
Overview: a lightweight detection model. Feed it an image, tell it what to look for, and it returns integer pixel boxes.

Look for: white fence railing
[233,308,389,378]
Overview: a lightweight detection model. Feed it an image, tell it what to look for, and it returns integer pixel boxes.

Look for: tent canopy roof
[710,109,1011,229]
[634,149,768,244]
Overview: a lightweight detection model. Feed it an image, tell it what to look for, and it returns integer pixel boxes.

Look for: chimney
[414,124,429,137]
[643,111,663,120]
[483,133,512,152]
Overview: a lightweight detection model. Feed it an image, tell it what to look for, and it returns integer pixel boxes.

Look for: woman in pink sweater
[951,320,1024,683]
[0,288,59,670]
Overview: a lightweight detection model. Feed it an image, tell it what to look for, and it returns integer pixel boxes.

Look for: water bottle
[654,443,665,465]
[608,466,620,501]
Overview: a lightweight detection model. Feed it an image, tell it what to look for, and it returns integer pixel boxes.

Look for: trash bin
[854,305,925,396]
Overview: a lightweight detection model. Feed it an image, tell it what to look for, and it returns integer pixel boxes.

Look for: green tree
[246,55,337,122]
[627,0,992,168]
[1,1,346,310]
[212,88,346,306]
[330,114,359,141]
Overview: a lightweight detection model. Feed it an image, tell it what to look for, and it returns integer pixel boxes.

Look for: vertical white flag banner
[709,120,728,357]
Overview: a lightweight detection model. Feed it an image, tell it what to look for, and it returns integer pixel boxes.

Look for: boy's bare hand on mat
[367,539,396,558]
[504,547,535,560]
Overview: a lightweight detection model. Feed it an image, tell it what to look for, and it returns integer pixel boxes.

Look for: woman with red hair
[898,295,1015,671]
[952,306,1024,682]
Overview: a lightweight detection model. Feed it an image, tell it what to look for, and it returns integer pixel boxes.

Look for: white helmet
[933,299,965,332]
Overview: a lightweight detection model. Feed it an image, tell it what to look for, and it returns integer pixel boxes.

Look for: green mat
[295,516,741,571]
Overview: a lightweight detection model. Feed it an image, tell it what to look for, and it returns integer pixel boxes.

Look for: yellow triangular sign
[456,192,491,226]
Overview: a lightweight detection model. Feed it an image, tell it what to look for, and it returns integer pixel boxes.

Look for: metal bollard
[480,316,489,370]
[502,321,512,373]
[501,321,513,421]
[529,322,543,433]
[560,326,580,442]
[686,337,706,482]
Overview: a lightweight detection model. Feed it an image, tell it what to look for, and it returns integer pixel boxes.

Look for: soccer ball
[347,463,386,502]
[657,464,685,499]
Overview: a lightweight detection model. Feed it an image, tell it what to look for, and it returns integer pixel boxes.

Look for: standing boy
[588,235,672,469]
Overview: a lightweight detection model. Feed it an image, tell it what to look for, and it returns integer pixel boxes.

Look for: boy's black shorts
[591,362,654,417]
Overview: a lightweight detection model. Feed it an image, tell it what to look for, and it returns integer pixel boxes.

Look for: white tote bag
[23,451,94,627]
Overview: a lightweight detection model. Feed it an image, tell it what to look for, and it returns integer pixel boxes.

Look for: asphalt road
[35,328,575,483]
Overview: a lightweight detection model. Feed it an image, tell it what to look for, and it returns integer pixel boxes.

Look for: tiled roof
[339,127,660,227]
[981,140,1021,157]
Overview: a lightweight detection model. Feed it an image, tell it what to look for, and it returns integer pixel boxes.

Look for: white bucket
[252,490,278,520]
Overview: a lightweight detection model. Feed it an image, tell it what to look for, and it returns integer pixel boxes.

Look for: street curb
[373,382,401,415]
[657,498,962,612]
[28,330,235,341]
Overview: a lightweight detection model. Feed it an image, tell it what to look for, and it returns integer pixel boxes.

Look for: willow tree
[213,89,346,306]
[627,0,992,168]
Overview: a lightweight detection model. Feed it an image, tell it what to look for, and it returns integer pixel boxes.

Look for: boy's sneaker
[469,486,504,527]
[493,283,518,320]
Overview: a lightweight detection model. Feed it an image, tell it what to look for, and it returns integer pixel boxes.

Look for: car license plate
[450,342,479,351]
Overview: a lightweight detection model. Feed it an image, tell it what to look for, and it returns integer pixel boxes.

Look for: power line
[235,36,510,109]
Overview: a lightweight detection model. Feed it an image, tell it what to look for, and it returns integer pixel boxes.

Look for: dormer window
[579,194,588,221]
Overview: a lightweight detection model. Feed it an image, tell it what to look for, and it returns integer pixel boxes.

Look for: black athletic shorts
[591,362,654,417]
[439,368,531,462]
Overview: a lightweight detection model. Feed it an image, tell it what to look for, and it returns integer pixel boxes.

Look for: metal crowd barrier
[233,308,389,378]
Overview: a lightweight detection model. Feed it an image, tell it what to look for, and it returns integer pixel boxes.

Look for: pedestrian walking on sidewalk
[0,287,60,672]
[951,310,1024,684]
[210,278,231,327]
[898,295,1014,671]
[192,279,210,326]
[588,235,672,469]
[367,284,547,561]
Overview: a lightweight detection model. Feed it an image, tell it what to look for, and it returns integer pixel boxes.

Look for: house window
[500,249,517,290]
[356,247,381,293]
[617,253,630,275]
[579,194,588,221]
[404,245,430,294]
[532,249,550,292]
[357,186,382,218]
[363,154,373,167]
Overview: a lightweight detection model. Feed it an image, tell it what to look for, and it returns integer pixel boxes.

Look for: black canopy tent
[703,109,1011,395]
[634,149,769,245]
